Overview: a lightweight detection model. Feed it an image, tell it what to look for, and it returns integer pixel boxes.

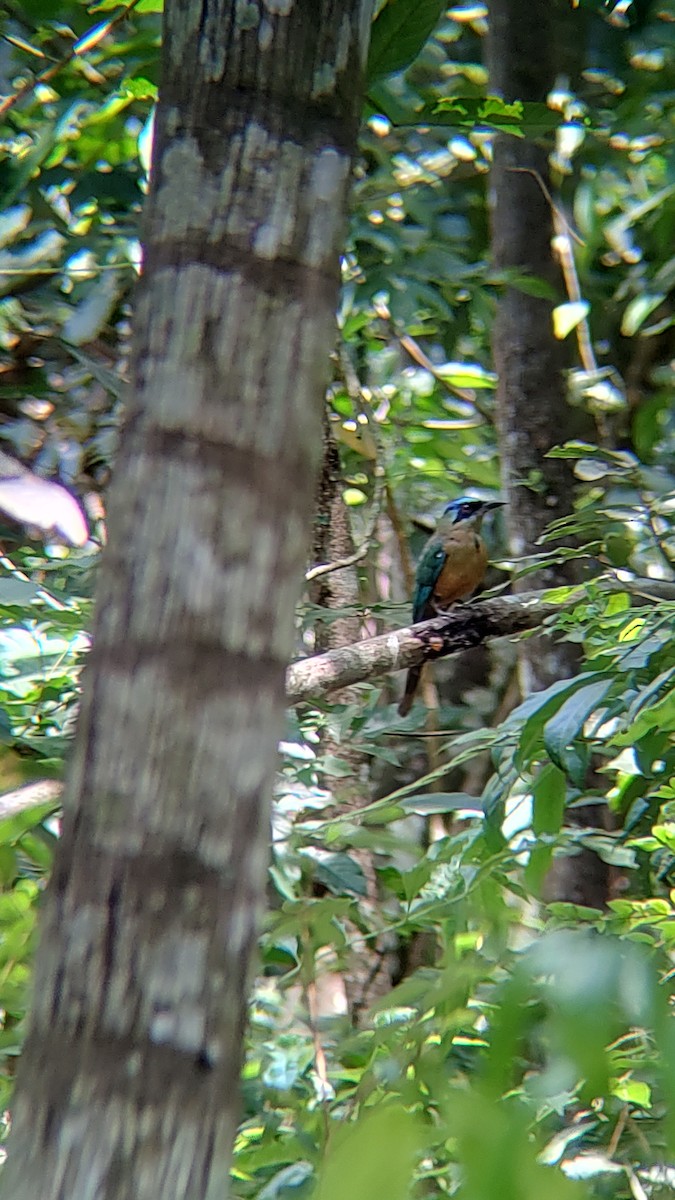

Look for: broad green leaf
[611,1078,651,1108]
[532,763,566,836]
[0,802,59,845]
[446,1089,584,1200]
[367,0,445,80]
[309,851,367,897]
[509,672,604,767]
[613,689,675,744]
[314,1105,422,1200]
[543,678,613,769]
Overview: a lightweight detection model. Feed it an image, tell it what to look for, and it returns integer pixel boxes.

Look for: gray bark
[0,3,373,1198]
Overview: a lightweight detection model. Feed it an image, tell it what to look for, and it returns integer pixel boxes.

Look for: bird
[398,497,504,716]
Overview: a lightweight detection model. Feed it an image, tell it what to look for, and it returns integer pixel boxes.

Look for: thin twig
[508,169,594,373]
[0,0,143,119]
[606,1104,629,1159]
[398,332,491,420]
[305,544,368,582]
[553,208,597,375]
[508,166,584,247]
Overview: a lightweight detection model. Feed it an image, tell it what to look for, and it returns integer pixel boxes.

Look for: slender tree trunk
[1,4,373,1198]
[310,421,392,1020]
[486,0,610,908]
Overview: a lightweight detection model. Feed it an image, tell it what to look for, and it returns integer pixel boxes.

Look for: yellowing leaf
[553,301,590,339]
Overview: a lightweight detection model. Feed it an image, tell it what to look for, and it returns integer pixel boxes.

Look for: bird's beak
[483,500,505,511]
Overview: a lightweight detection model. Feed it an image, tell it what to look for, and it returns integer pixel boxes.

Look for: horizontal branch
[0,779,62,820]
[1,579,670,809]
[285,574,674,706]
[286,589,567,705]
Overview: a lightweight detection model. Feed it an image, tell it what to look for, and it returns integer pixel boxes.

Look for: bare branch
[286,576,674,706]
[0,0,142,119]
[286,589,568,705]
[0,779,62,821]
[305,543,368,581]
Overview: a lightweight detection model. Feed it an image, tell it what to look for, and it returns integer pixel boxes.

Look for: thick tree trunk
[487,0,571,607]
[486,0,610,908]
[0,4,372,1199]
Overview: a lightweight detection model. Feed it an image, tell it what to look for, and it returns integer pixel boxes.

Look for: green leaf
[480,96,523,120]
[433,97,558,135]
[400,791,483,814]
[0,802,59,845]
[621,294,666,337]
[613,689,675,744]
[308,852,367,897]
[611,1078,651,1108]
[543,678,613,770]
[367,0,445,80]
[122,77,159,101]
[445,1089,584,1200]
[500,271,559,300]
[0,846,16,887]
[532,764,566,836]
[510,672,604,767]
[314,1105,422,1200]
[556,742,589,789]
[90,0,163,9]
[434,362,497,388]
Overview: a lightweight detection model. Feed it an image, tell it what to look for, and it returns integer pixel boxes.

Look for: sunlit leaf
[0,476,88,547]
[552,301,590,339]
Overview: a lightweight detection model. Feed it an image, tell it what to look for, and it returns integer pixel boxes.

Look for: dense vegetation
[1,0,675,1196]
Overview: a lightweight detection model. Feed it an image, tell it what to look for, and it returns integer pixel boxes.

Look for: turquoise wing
[412,542,446,623]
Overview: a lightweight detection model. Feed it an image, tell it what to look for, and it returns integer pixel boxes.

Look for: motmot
[398,497,504,716]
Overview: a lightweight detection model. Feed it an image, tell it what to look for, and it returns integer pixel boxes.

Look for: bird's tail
[398,666,422,716]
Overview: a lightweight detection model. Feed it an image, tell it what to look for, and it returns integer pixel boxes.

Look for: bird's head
[442,496,504,527]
